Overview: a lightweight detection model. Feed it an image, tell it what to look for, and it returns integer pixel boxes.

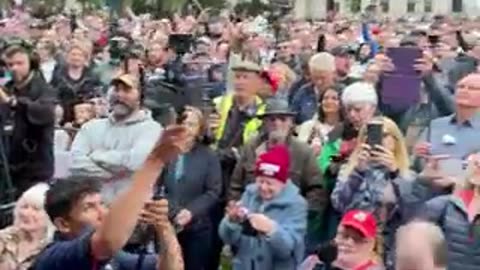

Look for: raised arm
[91,126,189,260]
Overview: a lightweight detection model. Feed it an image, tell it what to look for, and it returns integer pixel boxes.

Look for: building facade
[292,0,480,19]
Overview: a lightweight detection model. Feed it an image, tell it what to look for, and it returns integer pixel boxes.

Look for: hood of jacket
[108,109,155,126]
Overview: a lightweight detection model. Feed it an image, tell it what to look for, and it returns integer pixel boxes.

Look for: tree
[127,0,226,17]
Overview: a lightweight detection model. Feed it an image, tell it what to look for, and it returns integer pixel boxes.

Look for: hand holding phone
[371,144,398,173]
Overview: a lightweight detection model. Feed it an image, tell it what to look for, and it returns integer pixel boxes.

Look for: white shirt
[40,59,57,83]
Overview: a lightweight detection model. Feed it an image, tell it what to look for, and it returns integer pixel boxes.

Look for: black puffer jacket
[420,191,480,270]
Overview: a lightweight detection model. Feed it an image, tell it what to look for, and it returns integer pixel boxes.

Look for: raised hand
[147,125,189,165]
[371,145,398,173]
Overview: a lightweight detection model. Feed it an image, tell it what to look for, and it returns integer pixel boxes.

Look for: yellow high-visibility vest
[213,94,265,146]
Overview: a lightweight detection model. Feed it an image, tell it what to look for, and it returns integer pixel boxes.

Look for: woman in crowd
[51,40,102,124]
[421,153,480,270]
[0,183,53,270]
[297,87,344,156]
[269,62,298,100]
[219,145,307,270]
[301,209,383,270]
[159,106,222,270]
[331,116,432,269]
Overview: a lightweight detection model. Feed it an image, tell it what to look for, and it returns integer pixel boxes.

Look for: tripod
[0,118,14,228]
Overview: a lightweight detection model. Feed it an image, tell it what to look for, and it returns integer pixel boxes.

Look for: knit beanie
[255,145,290,183]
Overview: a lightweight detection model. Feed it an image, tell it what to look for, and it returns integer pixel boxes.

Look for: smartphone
[367,121,383,147]
[386,47,423,76]
[438,158,468,180]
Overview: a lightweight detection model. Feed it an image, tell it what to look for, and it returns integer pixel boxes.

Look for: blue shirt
[33,230,157,270]
[422,113,480,159]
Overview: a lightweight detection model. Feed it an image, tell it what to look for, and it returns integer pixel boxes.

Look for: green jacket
[317,139,341,192]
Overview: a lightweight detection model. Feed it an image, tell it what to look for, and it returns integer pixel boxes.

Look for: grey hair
[396,220,448,268]
[14,183,55,242]
[309,52,336,72]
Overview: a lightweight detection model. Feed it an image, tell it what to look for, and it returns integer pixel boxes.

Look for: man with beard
[229,98,326,252]
[69,74,162,202]
[0,45,57,197]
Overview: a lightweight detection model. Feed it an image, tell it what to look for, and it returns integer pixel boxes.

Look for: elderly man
[291,52,338,124]
[207,59,266,270]
[229,98,326,252]
[69,74,162,202]
[414,73,480,160]
[395,220,447,270]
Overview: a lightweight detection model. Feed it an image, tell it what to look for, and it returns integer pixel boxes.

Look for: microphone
[315,242,339,269]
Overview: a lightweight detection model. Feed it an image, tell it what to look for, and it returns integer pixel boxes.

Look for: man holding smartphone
[33,126,188,270]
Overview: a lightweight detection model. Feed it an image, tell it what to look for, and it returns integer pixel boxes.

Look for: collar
[232,98,259,116]
[354,259,377,270]
[13,71,35,90]
[449,113,480,128]
[108,109,151,125]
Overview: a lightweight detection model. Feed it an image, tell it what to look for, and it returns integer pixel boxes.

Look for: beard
[268,129,289,146]
[111,102,134,119]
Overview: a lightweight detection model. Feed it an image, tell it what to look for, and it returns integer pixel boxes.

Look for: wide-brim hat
[260,98,296,118]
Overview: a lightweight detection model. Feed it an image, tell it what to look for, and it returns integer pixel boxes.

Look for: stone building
[291,0,480,19]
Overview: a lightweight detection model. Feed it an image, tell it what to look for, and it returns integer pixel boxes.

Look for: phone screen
[367,122,383,147]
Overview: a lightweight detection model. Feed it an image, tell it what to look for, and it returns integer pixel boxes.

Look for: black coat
[6,72,57,190]
[158,144,222,231]
[51,66,102,123]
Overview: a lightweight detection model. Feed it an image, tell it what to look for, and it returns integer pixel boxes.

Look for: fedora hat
[260,98,296,118]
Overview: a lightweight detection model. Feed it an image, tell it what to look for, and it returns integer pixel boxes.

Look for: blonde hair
[457,154,480,191]
[343,116,410,177]
[67,39,92,60]
[13,183,55,241]
[270,62,297,90]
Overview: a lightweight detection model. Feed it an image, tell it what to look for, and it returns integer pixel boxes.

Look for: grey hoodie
[69,109,163,202]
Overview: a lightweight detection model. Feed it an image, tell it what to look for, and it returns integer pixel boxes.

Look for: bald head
[396,220,447,270]
[458,72,480,85]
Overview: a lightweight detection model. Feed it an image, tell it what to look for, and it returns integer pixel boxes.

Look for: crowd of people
[0,3,480,270]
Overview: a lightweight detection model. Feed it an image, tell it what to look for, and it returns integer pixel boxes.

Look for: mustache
[110,97,130,107]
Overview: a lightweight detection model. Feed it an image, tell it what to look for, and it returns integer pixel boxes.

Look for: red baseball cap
[340,210,377,239]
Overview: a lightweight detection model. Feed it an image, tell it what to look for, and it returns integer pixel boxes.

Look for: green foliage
[130,0,226,17]
[234,0,271,17]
